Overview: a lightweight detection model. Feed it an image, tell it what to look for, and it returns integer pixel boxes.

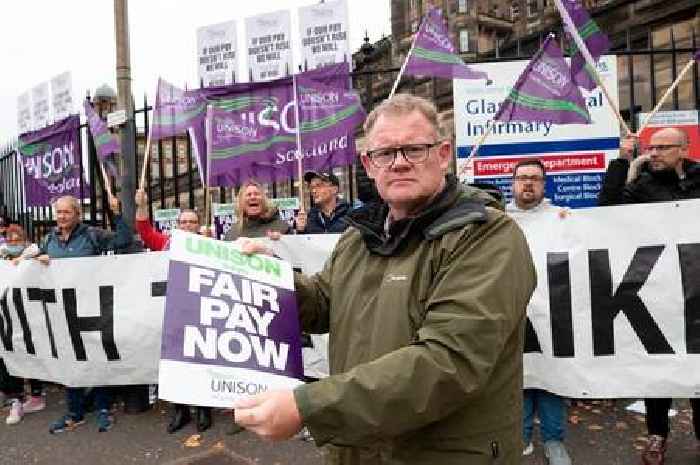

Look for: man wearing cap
[295,171,352,234]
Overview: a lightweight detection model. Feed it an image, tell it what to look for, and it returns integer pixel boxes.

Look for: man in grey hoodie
[506,159,572,465]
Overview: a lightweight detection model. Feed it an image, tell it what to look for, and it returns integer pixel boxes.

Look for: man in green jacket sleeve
[235,94,537,465]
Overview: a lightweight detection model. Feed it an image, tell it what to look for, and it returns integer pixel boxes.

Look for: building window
[458,0,468,13]
[527,0,538,18]
[511,1,520,19]
[459,29,470,52]
[410,0,422,32]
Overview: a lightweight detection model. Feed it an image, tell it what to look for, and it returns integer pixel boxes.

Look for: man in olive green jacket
[235,94,537,465]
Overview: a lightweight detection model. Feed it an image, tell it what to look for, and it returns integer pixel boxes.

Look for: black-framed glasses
[641,144,683,153]
[365,143,440,168]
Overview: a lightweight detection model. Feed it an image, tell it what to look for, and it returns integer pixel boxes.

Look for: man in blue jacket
[37,194,132,434]
[295,171,351,234]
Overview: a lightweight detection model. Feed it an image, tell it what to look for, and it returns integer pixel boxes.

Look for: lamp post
[114,0,136,227]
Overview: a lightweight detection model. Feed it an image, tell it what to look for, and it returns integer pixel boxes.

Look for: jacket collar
[314,198,351,219]
[642,158,700,183]
[346,175,490,256]
[52,222,88,244]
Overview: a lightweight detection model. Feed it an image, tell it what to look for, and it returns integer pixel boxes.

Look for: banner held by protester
[18,114,83,207]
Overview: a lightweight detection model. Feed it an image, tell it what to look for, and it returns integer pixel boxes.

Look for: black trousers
[645,398,700,439]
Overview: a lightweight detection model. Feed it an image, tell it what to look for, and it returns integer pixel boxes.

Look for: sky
[0,0,391,144]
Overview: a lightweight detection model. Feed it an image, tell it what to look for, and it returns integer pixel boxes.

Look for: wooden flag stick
[204,105,213,228]
[637,58,696,135]
[458,122,494,178]
[99,161,113,197]
[552,0,632,136]
[292,74,306,213]
[389,29,420,99]
[138,129,152,191]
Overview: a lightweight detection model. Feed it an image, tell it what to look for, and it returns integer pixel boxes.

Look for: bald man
[599,127,700,205]
[598,127,700,465]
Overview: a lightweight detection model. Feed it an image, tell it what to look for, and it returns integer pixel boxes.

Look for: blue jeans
[523,389,566,443]
[66,387,111,419]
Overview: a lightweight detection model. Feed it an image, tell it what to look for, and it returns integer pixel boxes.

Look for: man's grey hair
[363,94,440,138]
[53,195,81,215]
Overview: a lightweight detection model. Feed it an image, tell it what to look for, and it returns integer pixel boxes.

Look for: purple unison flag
[495,36,591,125]
[200,63,363,186]
[560,0,611,91]
[84,100,120,176]
[19,115,83,207]
[404,7,488,81]
[151,78,207,141]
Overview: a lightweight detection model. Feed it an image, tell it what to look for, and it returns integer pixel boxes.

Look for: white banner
[271,200,700,397]
[31,81,50,129]
[3,201,699,396]
[16,91,32,135]
[298,0,350,70]
[197,20,237,87]
[245,10,293,82]
[0,254,169,387]
[50,71,74,121]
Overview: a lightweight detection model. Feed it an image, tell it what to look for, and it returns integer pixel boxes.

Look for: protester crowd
[1,94,699,465]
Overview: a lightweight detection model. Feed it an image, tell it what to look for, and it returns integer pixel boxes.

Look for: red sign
[473,153,606,177]
[637,111,700,161]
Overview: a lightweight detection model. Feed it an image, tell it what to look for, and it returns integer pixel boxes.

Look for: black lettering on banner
[589,246,673,356]
[0,289,13,350]
[62,287,120,361]
[12,288,35,355]
[524,317,542,353]
[678,243,700,354]
[547,252,574,357]
[27,288,58,358]
[151,281,167,297]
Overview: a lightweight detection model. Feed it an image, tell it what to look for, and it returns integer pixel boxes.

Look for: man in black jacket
[598,127,700,205]
[295,171,351,234]
[598,127,700,465]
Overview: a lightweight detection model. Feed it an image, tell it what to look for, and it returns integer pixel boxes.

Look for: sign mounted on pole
[245,10,293,82]
[51,71,74,121]
[298,0,350,70]
[197,20,238,87]
[17,91,32,135]
[31,82,51,130]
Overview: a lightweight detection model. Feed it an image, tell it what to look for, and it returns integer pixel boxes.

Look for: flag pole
[458,122,494,177]
[138,129,152,191]
[637,57,696,134]
[552,0,632,136]
[99,161,113,197]
[204,104,213,228]
[292,73,305,213]
[388,24,421,99]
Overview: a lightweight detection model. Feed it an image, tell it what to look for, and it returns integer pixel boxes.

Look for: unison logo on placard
[185,236,281,277]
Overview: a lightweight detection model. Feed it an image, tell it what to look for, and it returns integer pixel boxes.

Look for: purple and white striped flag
[495,36,591,125]
[84,100,120,175]
[559,0,611,91]
[404,7,489,81]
